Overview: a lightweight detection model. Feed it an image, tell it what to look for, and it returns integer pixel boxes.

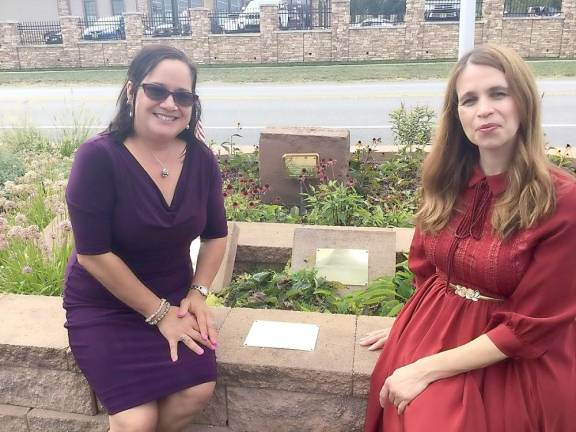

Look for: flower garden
[1,106,574,318]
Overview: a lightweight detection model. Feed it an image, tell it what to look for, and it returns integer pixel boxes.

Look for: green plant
[1,123,51,154]
[219,258,415,317]
[548,145,575,175]
[0,145,25,186]
[389,103,435,152]
[303,180,378,226]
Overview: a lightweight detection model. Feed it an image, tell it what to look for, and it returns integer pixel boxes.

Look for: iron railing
[423,0,484,21]
[17,21,62,45]
[79,16,125,41]
[503,0,561,17]
[209,11,260,34]
[350,13,404,26]
[278,7,331,30]
[142,14,192,37]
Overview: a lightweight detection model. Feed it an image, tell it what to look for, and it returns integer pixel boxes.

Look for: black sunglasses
[140,83,198,107]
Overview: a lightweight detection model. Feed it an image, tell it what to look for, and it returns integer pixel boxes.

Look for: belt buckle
[452,284,481,302]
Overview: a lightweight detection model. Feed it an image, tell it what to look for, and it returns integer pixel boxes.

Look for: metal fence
[17,21,62,45]
[350,13,404,26]
[209,11,261,34]
[79,16,125,41]
[423,0,484,21]
[142,14,192,37]
[278,7,331,30]
[503,0,561,17]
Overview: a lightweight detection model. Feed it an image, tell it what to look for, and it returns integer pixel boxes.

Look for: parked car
[528,6,561,17]
[82,15,125,40]
[424,0,459,21]
[150,11,192,37]
[43,30,63,44]
[350,17,397,28]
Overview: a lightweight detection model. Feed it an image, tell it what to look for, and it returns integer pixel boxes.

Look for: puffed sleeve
[66,137,115,255]
[200,150,228,240]
[487,180,576,359]
[408,225,437,289]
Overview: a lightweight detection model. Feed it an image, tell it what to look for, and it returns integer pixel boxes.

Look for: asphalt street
[1,80,575,148]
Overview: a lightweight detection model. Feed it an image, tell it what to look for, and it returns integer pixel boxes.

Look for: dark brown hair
[107,45,202,148]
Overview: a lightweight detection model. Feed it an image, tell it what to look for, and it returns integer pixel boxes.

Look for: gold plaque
[315,248,369,286]
[282,153,319,178]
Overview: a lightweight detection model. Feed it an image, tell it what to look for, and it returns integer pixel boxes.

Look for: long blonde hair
[416,44,555,239]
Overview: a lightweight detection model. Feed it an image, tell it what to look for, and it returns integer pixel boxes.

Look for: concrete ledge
[0,294,391,431]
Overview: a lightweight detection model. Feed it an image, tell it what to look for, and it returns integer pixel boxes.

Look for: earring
[185,124,190,130]
[129,106,133,118]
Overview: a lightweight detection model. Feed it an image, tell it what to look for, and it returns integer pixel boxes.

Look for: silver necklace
[151,152,169,178]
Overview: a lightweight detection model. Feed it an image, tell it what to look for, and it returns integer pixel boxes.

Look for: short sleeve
[66,137,115,255]
[200,150,228,240]
[487,180,576,359]
[408,225,437,289]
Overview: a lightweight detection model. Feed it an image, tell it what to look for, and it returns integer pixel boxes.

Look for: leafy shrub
[219,258,415,317]
[0,146,25,186]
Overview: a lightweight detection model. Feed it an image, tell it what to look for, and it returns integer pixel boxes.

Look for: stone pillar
[124,13,144,61]
[190,8,211,64]
[0,22,20,70]
[560,0,576,59]
[331,0,350,62]
[59,16,81,67]
[404,0,425,60]
[260,4,278,63]
[136,0,150,16]
[60,16,81,47]
[57,0,71,16]
[481,0,504,44]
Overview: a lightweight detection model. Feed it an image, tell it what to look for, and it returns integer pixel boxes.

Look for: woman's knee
[177,381,216,410]
[108,403,158,432]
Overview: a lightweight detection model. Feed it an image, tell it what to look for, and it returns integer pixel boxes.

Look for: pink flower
[14,213,27,225]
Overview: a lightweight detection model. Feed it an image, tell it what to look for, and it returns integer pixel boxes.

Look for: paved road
[1,80,575,147]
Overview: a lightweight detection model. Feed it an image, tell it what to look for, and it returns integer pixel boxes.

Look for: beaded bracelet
[145,298,168,325]
[150,300,171,326]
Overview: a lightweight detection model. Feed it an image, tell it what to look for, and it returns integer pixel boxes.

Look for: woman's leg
[156,381,216,432]
[108,401,159,432]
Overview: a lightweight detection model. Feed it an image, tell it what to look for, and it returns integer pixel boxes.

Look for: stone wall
[0,0,574,70]
[0,294,394,431]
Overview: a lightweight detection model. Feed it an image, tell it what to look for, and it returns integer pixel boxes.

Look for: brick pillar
[59,16,81,67]
[124,13,144,61]
[136,0,150,15]
[260,4,278,63]
[331,0,350,61]
[0,22,20,70]
[560,0,576,59]
[481,0,504,44]
[190,8,210,64]
[404,0,425,59]
[57,0,71,16]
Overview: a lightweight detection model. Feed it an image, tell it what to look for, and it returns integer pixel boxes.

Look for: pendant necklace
[151,152,169,178]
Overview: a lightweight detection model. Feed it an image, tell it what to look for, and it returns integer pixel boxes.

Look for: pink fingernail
[197,349,204,355]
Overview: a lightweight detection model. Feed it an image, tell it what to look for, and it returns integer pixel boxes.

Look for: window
[112,0,125,15]
[84,0,98,20]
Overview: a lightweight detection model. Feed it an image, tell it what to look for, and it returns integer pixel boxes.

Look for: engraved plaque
[315,248,369,286]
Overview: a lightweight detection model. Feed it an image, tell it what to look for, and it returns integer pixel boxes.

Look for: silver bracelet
[150,300,171,326]
[145,298,167,325]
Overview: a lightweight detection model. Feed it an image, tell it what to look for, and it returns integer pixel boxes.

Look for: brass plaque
[282,153,319,178]
[315,248,369,286]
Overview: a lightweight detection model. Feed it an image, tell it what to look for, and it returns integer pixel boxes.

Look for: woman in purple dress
[64,45,228,432]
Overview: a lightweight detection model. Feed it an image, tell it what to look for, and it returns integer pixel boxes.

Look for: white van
[236,0,283,30]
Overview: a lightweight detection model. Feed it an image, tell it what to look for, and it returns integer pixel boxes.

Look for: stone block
[291,226,396,288]
[216,308,355,394]
[0,367,96,416]
[211,222,239,293]
[227,387,366,432]
[27,408,107,432]
[259,127,350,206]
[0,404,29,432]
[353,316,395,396]
[0,295,68,370]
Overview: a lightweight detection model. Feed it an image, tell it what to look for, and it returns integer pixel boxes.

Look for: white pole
[458,0,477,59]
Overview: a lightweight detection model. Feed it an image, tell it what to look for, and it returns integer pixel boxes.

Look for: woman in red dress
[361,44,576,431]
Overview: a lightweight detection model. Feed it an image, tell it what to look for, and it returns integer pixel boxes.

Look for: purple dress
[63,132,228,415]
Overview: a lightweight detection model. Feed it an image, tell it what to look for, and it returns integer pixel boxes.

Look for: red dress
[364,166,576,431]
